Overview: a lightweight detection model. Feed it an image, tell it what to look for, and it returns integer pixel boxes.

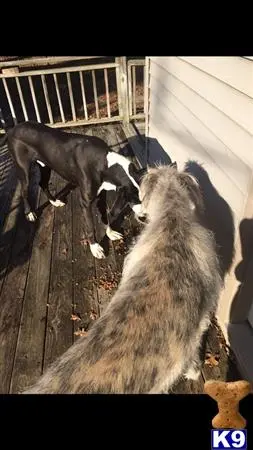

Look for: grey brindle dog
[23,165,222,394]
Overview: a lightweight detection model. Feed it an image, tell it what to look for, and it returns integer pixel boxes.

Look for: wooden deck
[0,122,241,394]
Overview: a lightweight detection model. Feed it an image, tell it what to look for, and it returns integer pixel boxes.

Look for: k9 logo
[211,430,247,449]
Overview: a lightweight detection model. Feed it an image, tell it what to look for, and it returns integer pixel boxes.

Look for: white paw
[131,203,142,215]
[90,243,105,259]
[49,199,66,207]
[184,367,201,381]
[26,211,37,222]
[106,226,123,241]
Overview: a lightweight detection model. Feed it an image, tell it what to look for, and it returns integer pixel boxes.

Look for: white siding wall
[147,56,253,339]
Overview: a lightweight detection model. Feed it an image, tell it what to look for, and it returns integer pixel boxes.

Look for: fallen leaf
[80,238,88,246]
[74,328,88,337]
[89,310,98,321]
[205,352,220,367]
[71,314,81,322]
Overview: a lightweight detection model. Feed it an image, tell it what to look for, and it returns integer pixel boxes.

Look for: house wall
[146,57,253,378]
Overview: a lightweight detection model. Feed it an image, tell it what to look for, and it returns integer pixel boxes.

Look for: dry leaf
[74,328,88,337]
[205,352,220,367]
[71,314,81,322]
[80,238,88,246]
[89,310,98,321]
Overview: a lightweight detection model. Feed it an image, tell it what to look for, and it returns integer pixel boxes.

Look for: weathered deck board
[43,173,73,371]
[91,125,120,315]
[0,207,38,392]
[72,185,100,339]
[0,123,241,393]
[202,321,241,382]
[0,146,17,232]
[72,127,99,338]
[10,189,55,393]
[114,122,136,161]
[0,162,40,393]
[0,181,20,295]
[0,145,21,297]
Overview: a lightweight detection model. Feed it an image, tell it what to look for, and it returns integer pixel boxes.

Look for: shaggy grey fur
[22,166,222,394]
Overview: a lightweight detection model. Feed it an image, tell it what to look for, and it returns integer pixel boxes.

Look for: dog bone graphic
[204,379,252,429]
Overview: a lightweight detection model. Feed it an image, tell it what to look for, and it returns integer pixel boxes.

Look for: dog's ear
[180,173,204,214]
[129,164,147,186]
[170,161,178,169]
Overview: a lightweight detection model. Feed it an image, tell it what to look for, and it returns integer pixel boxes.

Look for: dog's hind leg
[9,142,37,221]
[184,314,211,381]
[39,165,65,207]
[16,165,37,222]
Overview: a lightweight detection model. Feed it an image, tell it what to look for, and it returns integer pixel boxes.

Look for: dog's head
[176,170,204,215]
[138,162,204,219]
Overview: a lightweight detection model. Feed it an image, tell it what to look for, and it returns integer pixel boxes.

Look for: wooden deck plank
[0,145,20,294]
[133,120,145,137]
[91,125,121,315]
[43,173,73,370]
[0,145,17,232]
[71,127,99,339]
[0,182,21,295]
[202,320,241,382]
[122,122,146,167]
[114,123,137,162]
[0,166,40,393]
[72,186,100,338]
[10,189,55,393]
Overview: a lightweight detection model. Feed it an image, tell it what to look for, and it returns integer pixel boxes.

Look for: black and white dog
[0,121,146,259]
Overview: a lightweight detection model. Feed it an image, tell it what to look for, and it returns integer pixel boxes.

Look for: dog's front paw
[89,243,106,259]
[106,226,123,241]
[26,211,37,222]
[49,198,66,207]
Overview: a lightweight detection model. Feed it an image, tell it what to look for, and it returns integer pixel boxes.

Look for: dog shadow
[184,160,236,377]
[184,160,235,280]
[229,217,253,322]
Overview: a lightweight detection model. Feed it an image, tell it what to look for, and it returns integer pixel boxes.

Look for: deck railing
[0,56,145,132]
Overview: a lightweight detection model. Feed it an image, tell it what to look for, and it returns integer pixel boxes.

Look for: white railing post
[115,57,129,124]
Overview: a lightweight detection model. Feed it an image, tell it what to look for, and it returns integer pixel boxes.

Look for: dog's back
[23,166,222,394]
[6,121,109,161]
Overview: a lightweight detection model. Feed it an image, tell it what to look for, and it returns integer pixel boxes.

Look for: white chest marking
[36,160,46,167]
[106,152,139,190]
[97,181,117,195]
